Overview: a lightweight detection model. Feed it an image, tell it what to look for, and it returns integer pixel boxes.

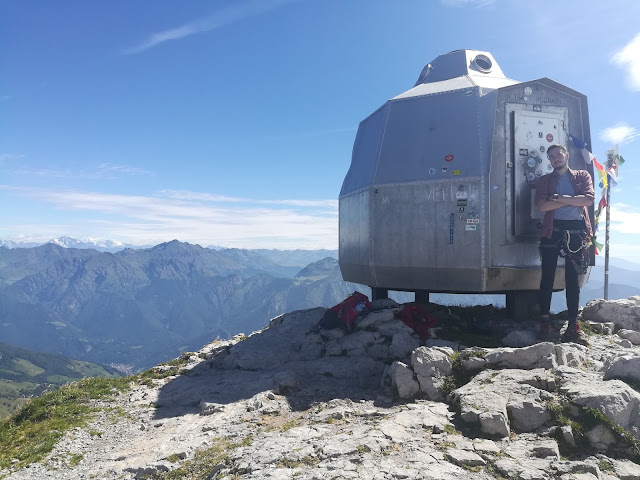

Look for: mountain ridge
[0,242,352,370]
[2,240,640,370]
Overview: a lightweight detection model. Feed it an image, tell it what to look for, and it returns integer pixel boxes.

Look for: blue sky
[1,0,640,258]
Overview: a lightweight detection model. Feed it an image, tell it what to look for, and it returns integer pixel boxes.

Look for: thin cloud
[602,241,640,263]
[260,199,338,209]
[9,163,153,179]
[122,0,298,55]
[0,186,338,249]
[612,32,640,91]
[440,0,495,7]
[609,204,640,235]
[97,163,154,176]
[11,168,75,178]
[600,123,639,144]
[160,189,338,210]
[160,190,248,203]
[0,224,72,242]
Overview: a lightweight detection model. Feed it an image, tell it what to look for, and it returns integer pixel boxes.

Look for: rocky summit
[4,298,640,480]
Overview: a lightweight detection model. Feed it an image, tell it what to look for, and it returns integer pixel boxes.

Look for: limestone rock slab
[583,298,640,331]
[484,342,556,370]
[388,361,419,399]
[618,328,640,345]
[603,353,640,383]
[444,449,486,467]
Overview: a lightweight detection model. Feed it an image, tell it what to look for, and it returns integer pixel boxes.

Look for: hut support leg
[506,290,539,321]
[371,287,388,301]
[415,290,430,305]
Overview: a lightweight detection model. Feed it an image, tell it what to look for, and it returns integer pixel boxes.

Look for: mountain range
[0,241,358,371]
[0,237,149,253]
[1,238,638,373]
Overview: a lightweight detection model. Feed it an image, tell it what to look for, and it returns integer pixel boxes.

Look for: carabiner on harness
[560,230,589,275]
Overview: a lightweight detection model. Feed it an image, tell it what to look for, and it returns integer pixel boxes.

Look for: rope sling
[540,228,590,275]
[559,229,590,275]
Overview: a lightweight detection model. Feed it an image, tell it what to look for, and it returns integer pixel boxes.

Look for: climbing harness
[540,228,590,275]
[559,229,590,275]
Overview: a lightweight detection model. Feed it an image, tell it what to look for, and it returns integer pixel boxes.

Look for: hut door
[512,109,568,238]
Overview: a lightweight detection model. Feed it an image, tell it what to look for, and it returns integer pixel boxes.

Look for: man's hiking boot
[537,320,552,342]
[561,322,589,346]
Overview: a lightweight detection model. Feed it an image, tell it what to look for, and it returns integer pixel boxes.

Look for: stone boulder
[411,346,453,401]
[453,368,555,437]
[617,329,640,345]
[582,298,640,331]
[389,331,421,360]
[387,361,419,399]
[557,367,640,435]
[603,353,640,383]
[483,342,557,370]
[554,344,587,368]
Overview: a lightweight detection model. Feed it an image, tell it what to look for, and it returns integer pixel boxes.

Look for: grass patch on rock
[157,436,252,479]
[0,376,130,470]
[441,351,481,397]
[547,397,640,461]
[276,455,320,469]
[136,354,194,382]
[577,319,596,336]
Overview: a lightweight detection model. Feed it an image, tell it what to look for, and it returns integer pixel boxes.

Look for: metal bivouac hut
[338,49,595,317]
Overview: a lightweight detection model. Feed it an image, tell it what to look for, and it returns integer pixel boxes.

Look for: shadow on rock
[152,307,389,419]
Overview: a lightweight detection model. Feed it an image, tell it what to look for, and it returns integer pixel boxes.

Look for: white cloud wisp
[8,163,154,180]
[607,204,640,235]
[1,186,338,249]
[612,32,640,91]
[123,0,298,55]
[439,0,495,7]
[600,123,639,145]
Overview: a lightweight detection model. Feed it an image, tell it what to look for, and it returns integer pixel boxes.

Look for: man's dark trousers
[539,219,586,320]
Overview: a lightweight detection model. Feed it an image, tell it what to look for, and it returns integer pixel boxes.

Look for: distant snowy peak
[0,239,42,249]
[1,237,145,252]
[48,236,126,251]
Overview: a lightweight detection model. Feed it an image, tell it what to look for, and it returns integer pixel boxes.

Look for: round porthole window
[472,54,492,73]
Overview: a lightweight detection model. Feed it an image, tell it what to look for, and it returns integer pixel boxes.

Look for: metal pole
[603,145,617,300]
[604,180,610,300]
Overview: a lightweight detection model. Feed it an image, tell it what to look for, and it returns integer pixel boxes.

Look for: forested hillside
[0,342,119,418]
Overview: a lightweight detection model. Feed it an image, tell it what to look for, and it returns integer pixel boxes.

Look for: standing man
[535,144,594,345]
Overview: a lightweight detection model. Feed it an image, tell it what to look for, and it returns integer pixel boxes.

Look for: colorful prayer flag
[605,147,619,186]
[569,133,587,150]
[598,196,607,210]
[593,156,605,173]
[594,157,608,189]
[592,238,604,255]
[569,133,597,165]
[608,170,618,186]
